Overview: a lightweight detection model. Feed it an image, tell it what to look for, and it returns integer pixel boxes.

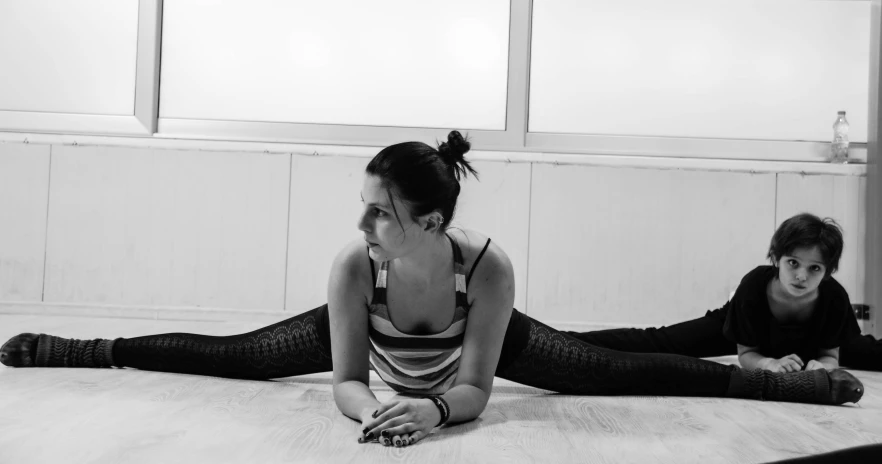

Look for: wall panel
[43,146,290,310]
[0,144,51,301]
[527,164,777,326]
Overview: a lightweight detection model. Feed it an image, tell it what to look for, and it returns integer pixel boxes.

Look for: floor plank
[1,314,880,464]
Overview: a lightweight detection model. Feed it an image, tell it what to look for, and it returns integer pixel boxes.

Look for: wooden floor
[1,314,881,464]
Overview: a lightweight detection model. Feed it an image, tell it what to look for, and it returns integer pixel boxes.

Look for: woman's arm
[737,344,804,372]
[810,347,840,371]
[443,242,515,422]
[328,240,380,421]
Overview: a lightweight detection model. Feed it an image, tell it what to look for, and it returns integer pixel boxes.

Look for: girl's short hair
[767,213,844,276]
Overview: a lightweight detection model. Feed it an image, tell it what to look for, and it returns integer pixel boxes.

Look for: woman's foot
[728,367,864,405]
[828,368,864,405]
[0,333,116,368]
[0,333,40,367]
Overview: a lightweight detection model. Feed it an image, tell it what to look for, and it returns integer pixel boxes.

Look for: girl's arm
[810,347,840,370]
[737,344,804,372]
[328,240,380,421]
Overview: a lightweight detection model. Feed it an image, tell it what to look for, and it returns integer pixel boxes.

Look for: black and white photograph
[1,1,881,462]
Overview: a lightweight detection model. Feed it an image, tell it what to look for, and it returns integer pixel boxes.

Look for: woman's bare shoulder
[329,238,375,295]
[447,228,512,283]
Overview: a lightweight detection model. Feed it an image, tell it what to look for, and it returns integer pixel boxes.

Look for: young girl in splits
[1,132,864,448]
[568,213,881,373]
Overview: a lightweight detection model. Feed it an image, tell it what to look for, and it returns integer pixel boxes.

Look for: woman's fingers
[367,408,410,439]
[378,428,408,446]
[372,401,398,419]
[785,354,804,367]
[406,430,427,445]
[373,428,427,446]
[362,401,403,433]
[381,424,422,447]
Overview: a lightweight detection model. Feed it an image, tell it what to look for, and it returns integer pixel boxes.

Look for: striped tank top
[367,235,482,395]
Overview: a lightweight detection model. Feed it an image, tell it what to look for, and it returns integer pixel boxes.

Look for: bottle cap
[838,111,846,115]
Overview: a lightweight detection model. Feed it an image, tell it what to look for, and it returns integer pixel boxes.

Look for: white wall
[527,165,776,325]
[0,139,868,328]
[42,146,290,311]
[0,144,50,301]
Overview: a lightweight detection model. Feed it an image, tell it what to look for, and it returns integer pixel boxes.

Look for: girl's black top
[722,266,861,363]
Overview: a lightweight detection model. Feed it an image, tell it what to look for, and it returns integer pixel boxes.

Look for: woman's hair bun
[437,130,477,181]
[439,130,470,161]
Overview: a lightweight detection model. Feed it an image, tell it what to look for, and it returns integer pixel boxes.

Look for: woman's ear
[422,213,444,231]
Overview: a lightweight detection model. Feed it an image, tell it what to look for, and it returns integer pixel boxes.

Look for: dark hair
[767,213,844,276]
[365,130,477,231]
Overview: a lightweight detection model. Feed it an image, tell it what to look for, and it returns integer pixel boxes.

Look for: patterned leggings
[110,306,734,397]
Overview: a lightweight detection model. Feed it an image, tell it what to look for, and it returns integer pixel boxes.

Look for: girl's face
[775,246,827,299]
[357,175,425,262]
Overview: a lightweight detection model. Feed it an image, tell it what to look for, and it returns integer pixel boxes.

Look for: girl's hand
[805,360,826,371]
[764,354,804,373]
[360,398,441,447]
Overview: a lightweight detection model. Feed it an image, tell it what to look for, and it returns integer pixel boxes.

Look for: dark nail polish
[361,427,369,435]
[364,432,375,440]
[372,410,378,418]
[381,430,390,438]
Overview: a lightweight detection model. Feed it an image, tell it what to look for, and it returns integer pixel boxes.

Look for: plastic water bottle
[830,111,849,164]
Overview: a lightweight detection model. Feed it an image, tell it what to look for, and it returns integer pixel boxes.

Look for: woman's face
[357,174,425,262]
[775,246,827,299]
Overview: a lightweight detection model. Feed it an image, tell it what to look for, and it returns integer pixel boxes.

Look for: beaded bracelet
[427,395,450,426]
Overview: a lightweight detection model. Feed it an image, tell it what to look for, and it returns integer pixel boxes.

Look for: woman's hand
[763,354,804,373]
[359,398,441,447]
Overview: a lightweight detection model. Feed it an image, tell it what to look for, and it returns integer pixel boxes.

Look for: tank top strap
[369,259,389,306]
[446,234,470,309]
[369,235,469,308]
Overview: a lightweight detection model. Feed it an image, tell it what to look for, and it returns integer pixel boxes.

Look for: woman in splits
[567,213,882,373]
[1,132,864,448]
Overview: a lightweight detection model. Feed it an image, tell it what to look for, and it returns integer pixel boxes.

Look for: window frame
[0,0,162,136]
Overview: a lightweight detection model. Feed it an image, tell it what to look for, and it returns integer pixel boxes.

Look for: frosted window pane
[0,0,139,116]
[530,0,870,142]
[160,0,510,130]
